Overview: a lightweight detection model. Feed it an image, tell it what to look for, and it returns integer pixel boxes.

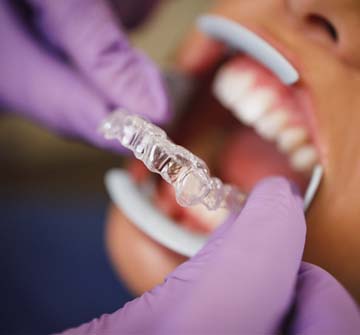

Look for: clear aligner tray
[99,109,246,212]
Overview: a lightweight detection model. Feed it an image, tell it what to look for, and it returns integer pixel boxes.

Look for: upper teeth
[213,70,254,108]
[234,88,276,125]
[213,69,318,173]
[277,127,308,153]
[290,145,318,171]
[255,109,288,140]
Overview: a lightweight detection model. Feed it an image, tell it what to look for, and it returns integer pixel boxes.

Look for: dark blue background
[0,193,133,335]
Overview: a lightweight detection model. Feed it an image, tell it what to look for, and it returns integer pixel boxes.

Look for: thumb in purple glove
[0,0,169,152]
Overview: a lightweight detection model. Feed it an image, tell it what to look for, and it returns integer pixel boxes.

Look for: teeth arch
[213,70,255,108]
[290,145,318,172]
[255,109,289,140]
[234,88,276,125]
[277,126,308,153]
[213,67,319,173]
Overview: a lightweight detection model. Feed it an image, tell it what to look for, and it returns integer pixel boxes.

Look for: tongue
[219,127,308,193]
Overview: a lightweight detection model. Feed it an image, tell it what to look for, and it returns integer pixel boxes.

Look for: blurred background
[0,1,210,334]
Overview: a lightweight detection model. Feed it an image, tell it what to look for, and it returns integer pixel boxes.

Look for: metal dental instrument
[99,110,246,212]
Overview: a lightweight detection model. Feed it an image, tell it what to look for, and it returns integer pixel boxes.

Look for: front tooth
[255,109,289,140]
[290,145,318,172]
[213,70,255,108]
[277,126,308,153]
[234,88,276,125]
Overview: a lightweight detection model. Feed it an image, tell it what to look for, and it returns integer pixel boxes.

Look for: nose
[286,0,339,48]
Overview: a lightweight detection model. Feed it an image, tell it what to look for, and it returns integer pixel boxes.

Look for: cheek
[314,80,360,196]
[105,205,187,296]
[303,73,360,302]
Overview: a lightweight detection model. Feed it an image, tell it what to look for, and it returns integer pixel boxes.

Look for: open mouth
[105,16,322,256]
[130,54,319,233]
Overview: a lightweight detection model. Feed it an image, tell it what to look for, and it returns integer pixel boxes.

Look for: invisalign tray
[100,109,246,212]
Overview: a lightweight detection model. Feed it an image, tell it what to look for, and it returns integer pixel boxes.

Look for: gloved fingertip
[146,86,172,125]
[115,50,172,124]
[202,178,304,256]
[253,176,301,195]
[228,176,306,247]
[143,77,172,125]
[85,128,123,154]
[246,176,304,213]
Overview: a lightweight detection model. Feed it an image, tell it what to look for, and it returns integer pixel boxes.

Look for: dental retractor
[100,110,246,212]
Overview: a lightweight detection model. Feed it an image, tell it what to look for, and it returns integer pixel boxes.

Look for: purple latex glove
[0,0,168,151]
[58,177,360,334]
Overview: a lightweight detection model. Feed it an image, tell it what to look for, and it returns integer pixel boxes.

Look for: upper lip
[197,14,300,85]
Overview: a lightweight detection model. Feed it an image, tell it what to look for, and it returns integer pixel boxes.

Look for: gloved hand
[59,178,360,334]
[0,0,168,151]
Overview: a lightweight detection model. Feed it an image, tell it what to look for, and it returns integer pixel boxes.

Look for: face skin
[106,0,360,301]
